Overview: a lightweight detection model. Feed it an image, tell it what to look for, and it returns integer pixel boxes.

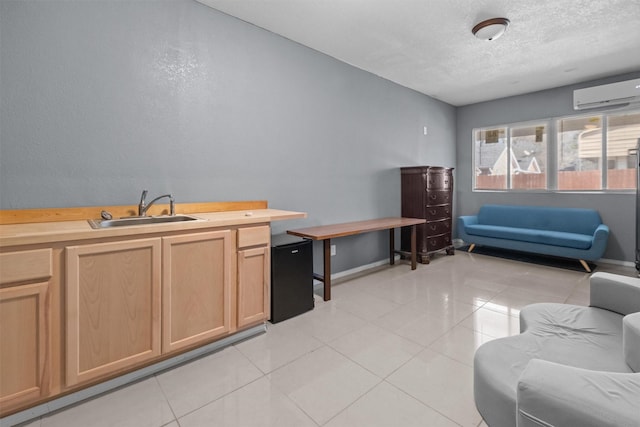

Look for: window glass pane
[510,124,547,190]
[557,116,602,190]
[474,127,507,190]
[606,112,640,190]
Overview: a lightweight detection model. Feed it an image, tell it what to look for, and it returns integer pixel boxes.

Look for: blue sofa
[457,204,609,272]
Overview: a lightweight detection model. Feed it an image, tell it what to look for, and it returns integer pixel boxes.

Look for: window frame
[472,107,640,194]
[472,119,550,192]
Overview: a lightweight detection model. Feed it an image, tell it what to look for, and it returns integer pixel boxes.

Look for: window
[557,116,602,190]
[473,109,640,192]
[606,112,640,190]
[473,123,547,190]
[474,127,507,190]
[510,124,547,190]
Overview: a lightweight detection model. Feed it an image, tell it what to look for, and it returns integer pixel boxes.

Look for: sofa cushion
[519,303,631,372]
[476,204,602,235]
[464,224,593,249]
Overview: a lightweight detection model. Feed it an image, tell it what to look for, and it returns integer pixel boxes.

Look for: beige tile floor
[17,252,636,427]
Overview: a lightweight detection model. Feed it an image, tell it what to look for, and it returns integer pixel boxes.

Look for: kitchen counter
[0,202,307,420]
[0,208,306,247]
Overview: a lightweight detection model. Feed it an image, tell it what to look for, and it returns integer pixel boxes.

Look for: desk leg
[389,229,395,265]
[411,225,417,270]
[324,239,331,301]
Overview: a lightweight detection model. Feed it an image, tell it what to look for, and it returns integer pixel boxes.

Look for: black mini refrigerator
[270,234,314,323]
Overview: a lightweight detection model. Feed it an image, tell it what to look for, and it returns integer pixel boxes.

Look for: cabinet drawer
[425,204,452,220]
[425,219,451,236]
[427,173,452,189]
[0,249,52,285]
[425,190,451,206]
[426,234,452,252]
[238,226,270,248]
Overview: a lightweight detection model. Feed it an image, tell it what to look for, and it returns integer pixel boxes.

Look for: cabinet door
[0,249,52,412]
[162,231,232,353]
[237,246,270,328]
[65,239,161,386]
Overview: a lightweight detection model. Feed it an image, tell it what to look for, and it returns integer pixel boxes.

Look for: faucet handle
[138,190,149,216]
[169,195,175,216]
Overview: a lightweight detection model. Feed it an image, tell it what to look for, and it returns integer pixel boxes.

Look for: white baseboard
[313,256,401,290]
[599,258,636,268]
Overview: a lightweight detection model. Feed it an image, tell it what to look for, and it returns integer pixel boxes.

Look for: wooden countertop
[0,209,306,247]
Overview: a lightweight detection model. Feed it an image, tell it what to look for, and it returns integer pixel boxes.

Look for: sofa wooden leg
[579,259,591,273]
[468,243,475,253]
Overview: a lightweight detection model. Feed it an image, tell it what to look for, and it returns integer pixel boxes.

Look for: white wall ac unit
[573,78,640,110]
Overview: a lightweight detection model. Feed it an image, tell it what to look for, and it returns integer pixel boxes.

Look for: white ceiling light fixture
[472,18,510,41]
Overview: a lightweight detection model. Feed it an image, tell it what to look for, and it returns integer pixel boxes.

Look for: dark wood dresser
[400,166,455,263]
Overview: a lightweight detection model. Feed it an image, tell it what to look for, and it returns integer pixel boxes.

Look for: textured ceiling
[196,0,640,106]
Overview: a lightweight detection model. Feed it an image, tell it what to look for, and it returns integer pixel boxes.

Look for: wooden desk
[287,217,426,301]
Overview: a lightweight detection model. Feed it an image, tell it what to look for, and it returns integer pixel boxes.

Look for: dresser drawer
[425,204,452,220]
[426,234,452,252]
[425,219,451,236]
[425,190,451,206]
[427,172,452,189]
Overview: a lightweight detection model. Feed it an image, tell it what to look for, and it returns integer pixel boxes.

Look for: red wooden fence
[476,169,635,190]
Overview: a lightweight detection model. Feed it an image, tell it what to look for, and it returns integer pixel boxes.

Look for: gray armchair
[474,272,640,427]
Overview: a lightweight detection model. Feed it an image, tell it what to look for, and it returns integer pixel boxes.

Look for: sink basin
[88,215,201,229]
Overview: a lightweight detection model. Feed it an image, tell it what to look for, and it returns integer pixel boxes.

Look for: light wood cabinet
[0,206,305,418]
[65,239,162,386]
[237,226,270,327]
[0,249,52,411]
[162,231,233,353]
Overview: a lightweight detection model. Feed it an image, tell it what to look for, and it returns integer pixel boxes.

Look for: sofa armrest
[458,215,478,227]
[517,359,640,427]
[590,272,640,316]
[588,223,610,259]
[624,312,640,372]
[457,216,477,242]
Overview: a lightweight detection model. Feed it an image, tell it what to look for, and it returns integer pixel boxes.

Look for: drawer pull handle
[430,210,437,215]
[430,225,437,231]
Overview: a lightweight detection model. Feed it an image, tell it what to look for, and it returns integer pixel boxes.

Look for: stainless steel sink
[88,215,201,229]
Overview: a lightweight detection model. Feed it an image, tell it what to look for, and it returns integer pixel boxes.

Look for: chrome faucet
[138,190,175,217]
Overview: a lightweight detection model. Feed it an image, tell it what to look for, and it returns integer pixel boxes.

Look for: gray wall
[456,71,640,263]
[0,0,456,273]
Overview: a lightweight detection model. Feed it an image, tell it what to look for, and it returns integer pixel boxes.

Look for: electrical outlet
[330,245,336,256]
